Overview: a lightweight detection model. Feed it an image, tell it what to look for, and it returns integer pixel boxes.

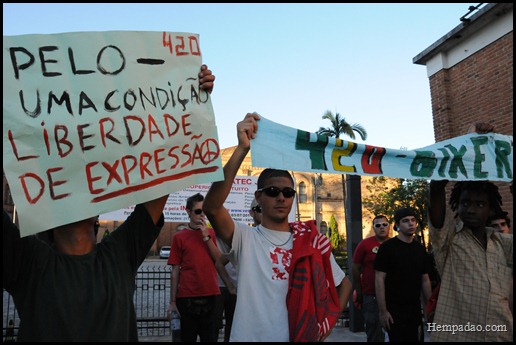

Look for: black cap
[394,207,416,223]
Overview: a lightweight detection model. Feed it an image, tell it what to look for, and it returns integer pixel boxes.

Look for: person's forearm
[142,195,168,225]
[375,274,387,312]
[336,276,353,311]
[216,260,235,293]
[170,265,179,304]
[206,146,248,209]
[204,145,248,244]
[421,274,432,305]
[351,264,362,292]
[167,265,180,320]
[205,237,221,262]
[428,180,448,228]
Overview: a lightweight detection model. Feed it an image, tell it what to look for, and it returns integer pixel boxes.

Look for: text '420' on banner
[251,117,513,182]
[3,31,223,237]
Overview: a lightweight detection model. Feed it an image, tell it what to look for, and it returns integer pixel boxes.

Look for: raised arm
[142,196,169,225]
[203,113,260,245]
[429,122,495,229]
[428,180,449,229]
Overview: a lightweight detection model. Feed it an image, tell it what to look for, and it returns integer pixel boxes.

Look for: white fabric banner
[251,117,513,182]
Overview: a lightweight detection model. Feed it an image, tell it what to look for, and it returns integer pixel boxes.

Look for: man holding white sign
[3,59,215,342]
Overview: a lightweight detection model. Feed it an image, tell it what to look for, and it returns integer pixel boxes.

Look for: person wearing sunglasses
[249,198,262,226]
[166,193,235,342]
[203,113,350,342]
[351,215,391,342]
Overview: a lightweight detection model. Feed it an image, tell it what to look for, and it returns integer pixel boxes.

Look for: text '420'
[162,32,201,56]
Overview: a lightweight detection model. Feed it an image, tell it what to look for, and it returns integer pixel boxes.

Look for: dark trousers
[362,294,385,342]
[214,287,237,342]
[177,296,218,342]
[387,310,422,342]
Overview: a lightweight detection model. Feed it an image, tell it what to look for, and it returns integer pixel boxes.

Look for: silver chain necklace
[256,225,293,247]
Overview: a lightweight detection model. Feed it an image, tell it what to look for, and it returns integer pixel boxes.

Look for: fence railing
[3,264,349,341]
[3,264,173,341]
[134,265,172,337]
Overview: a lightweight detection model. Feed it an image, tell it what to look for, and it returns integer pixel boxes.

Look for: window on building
[298,181,307,203]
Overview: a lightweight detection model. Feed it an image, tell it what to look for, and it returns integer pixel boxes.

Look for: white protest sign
[100,175,298,224]
[3,31,223,236]
[251,117,513,182]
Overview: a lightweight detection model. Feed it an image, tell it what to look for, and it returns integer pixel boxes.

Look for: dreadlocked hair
[449,181,503,218]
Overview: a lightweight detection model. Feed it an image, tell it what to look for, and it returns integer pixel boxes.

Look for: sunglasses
[251,206,262,213]
[193,209,203,215]
[257,186,296,198]
[374,222,389,228]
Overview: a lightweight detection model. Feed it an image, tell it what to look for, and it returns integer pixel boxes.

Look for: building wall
[429,32,513,224]
[430,32,513,139]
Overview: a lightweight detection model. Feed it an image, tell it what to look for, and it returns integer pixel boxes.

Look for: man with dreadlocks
[427,179,513,342]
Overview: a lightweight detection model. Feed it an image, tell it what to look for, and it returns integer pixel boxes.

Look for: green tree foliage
[328,213,348,271]
[363,177,430,247]
[328,214,343,250]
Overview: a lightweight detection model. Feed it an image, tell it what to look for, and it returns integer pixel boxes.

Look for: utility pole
[345,174,365,332]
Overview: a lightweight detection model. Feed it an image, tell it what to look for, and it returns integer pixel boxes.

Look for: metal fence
[3,264,349,341]
[134,265,172,337]
[3,265,173,341]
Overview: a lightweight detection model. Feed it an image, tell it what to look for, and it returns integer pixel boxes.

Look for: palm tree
[316,110,367,141]
[316,109,368,204]
[316,110,367,249]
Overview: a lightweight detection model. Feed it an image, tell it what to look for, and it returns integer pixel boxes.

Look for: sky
[3,3,476,151]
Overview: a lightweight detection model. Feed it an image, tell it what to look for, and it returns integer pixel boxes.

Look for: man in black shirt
[374,207,432,342]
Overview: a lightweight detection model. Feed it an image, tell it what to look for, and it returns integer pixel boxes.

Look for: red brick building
[413,3,513,225]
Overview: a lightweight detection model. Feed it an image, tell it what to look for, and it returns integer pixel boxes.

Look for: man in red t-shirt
[352,215,391,342]
[166,193,232,342]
